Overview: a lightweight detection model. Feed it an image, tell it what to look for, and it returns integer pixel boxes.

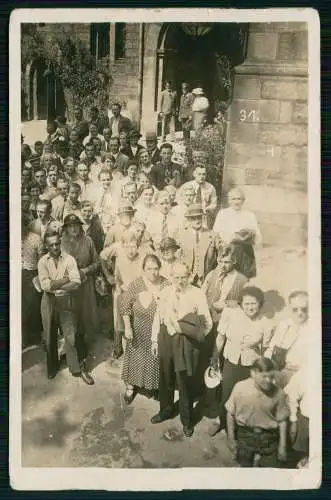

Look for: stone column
[223,22,308,247]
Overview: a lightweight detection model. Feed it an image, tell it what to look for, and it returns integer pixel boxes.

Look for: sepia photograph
[10,8,321,491]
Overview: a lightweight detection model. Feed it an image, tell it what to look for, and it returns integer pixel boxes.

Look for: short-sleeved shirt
[225,378,290,429]
[38,250,81,296]
[217,307,273,366]
[22,232,43,271]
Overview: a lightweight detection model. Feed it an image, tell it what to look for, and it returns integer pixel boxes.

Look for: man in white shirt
[82,123,104,146]
[101,127,112,152]
[285,368,309,466]
[29,199,55,240]
[177,166,217,229]
[38,230,94,384]
[76,162,97,203]
[213,187,262,279]
[146,191,179,252]
[51,178,70,221]
[151,262,212,437]
[265,291,309,388]
[171,184,195,229]
[82,142,102,184]
[213,187,262,246]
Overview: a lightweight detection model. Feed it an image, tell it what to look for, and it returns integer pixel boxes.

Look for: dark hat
[63,214,84,227]
[129,128,142,138]
[117,202,136,216]
[185,203,204,218]
[178,312,205,343]
[159,237,180,251]
[145,132,157,141]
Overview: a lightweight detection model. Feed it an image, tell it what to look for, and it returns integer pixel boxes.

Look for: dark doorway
[160,23,248,123]
[28,59,66,120]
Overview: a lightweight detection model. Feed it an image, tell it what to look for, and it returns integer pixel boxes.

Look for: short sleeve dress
[120,275,169,391]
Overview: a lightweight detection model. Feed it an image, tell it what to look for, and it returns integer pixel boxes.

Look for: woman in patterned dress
[120,254,169,404]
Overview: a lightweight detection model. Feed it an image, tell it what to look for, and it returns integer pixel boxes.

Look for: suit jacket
[114,152,130,174]
[109,115,132,136]
[71,119,89,141]
[152,161,184,190]
[175,227,217,283]
[202,269,248,323]
[89,116,110,135]
[121,144,144,161]
[84,215,105,254]
[150,147,161,165]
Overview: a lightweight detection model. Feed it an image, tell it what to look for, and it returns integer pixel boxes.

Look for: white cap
[204,366,222,389]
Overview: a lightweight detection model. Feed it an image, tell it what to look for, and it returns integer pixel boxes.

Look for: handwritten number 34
[240,109,259,122]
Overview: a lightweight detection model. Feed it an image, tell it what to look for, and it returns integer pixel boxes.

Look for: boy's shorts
[236,426,281,468]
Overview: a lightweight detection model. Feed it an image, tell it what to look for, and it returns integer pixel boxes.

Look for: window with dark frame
[115,23,126,60]
[90,23,110,60]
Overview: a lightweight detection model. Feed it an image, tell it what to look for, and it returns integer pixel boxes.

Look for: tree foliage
[21,24,112,111]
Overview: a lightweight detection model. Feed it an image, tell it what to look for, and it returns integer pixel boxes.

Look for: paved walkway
[22,247,307,468]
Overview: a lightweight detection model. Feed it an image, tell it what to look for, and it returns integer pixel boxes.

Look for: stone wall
[223,22,308,247]
[36,23,91,46]
[109,23,141,125]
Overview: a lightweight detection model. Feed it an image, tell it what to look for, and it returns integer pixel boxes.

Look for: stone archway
[25,58,66,121]
[140,22,248,134]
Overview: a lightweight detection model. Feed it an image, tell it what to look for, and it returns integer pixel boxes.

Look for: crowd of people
[21,85,309,469]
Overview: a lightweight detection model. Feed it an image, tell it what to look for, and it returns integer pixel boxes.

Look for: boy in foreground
[226,357,289,467]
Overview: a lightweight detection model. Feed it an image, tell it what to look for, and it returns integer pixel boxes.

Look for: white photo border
[9,7,321,491]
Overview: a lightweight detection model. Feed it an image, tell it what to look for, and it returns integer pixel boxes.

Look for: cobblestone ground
[21,247,307,468]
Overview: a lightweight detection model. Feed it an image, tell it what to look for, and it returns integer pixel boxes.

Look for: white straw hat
[204,366,222,389]
[192,88,204,96]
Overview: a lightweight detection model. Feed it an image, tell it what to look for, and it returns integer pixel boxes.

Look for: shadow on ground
[22,404,78,448]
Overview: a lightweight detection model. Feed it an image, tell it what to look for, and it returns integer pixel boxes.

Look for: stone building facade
[23,22,308,247]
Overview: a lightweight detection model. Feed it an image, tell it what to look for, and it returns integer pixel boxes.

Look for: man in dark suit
[109,136,130,174]
[152,143,185,190]
[145,132,161,165]
[88,106,110,135]
[121,128,144,161]
[71,106,89,142]
[109,102,132,137]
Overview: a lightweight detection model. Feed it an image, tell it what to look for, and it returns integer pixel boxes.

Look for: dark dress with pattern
[61,233,100,350]
[120,276,168,391]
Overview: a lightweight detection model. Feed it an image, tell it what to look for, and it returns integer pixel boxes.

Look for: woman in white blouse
[213,187,262,279]
[210,286,273,432]
[135,185,159,227]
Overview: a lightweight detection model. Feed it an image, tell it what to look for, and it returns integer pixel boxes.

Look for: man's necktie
[161,214,168,239]
[193,231,201,278]
[196,184,202,203]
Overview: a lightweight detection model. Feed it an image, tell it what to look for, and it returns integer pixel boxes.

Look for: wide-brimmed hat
[204,366,222,389]
[192,88,204,96]
[159,237,180,251]
[177,312,205,343]
[145,132,157,141]
[129,128,142,138]
[117,202,136,216]
[185,203,204,218]
[63,214,84,227]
